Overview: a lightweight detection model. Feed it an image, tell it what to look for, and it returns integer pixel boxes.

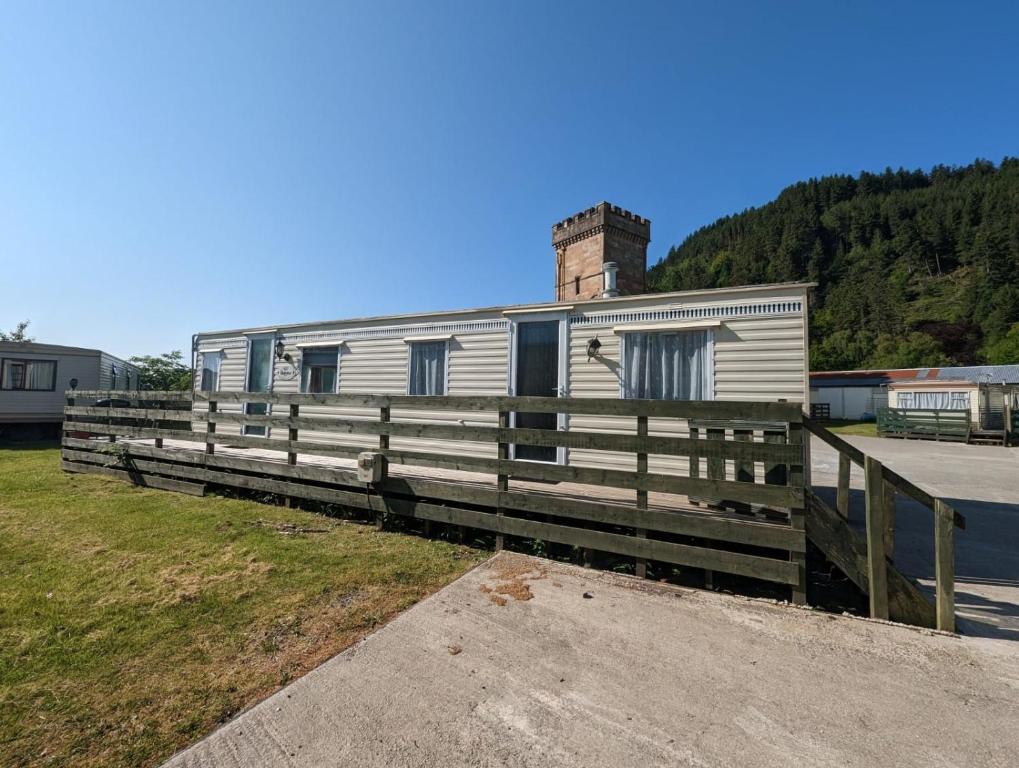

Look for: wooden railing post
[732,426,753,515]
[788,421,806,605]
[635,414,648,578]
[883,480,896,563]
[864,455,889,620]
[836,453,851,520]
[934,499,956,632]
[288,403,299,465]
[688,425,700,507]
[205,400,216,455]
[376,404,390,529]
[64,393,75,444]
[285,403,299,508]
[496,410,509,551]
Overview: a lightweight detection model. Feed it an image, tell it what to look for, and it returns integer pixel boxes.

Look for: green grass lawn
[815,420,878,438]
[0,444,484,768]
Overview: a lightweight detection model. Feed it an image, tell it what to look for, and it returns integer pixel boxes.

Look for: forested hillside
[647,159,1019,370]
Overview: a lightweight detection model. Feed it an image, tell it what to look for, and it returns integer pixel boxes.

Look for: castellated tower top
[552,202,651,301]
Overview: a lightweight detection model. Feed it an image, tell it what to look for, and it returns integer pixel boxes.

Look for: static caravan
[886,365,1019,432]
[1,342,139,428]
[192,283,812,471]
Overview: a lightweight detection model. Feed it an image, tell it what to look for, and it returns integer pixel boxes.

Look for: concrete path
[810,435,1019,639]
[163,552,1019,768]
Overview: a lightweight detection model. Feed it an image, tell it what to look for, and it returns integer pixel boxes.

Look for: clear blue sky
[1,1,1017,358]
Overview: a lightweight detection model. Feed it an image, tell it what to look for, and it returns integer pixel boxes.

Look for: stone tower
[552,202,651,301]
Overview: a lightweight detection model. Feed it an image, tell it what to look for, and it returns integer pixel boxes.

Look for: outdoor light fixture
[275,339,286,360]
[69,377,78,390]
[586,337,602,360]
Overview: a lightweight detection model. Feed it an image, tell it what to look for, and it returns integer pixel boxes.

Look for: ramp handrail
[803,416,960,632]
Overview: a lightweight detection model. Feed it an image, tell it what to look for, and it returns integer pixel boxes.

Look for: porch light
[69,377,78,390]
[275,339,286,360]
[587,337,602,360]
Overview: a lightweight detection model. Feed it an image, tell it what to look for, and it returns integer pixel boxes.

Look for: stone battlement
[552,202,651,247]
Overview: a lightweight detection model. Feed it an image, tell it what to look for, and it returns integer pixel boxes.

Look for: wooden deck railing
[62,390,810,601]
[876,406,971,442]
[804,416,964,632]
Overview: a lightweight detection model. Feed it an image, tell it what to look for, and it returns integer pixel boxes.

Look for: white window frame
[405,338,450,396]
[199,350,222,393]
[504,310,569,465]
[300,346,341,394]
[617,328,715,401]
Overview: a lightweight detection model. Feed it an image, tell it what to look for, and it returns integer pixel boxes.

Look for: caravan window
[200,352,222,392]
[1,359,57,391]
[622,331,711,400]
[301,348,338,394]
[408,341,447,396]
[897,391,969,410]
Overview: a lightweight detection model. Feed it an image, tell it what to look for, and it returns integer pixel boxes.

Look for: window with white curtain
[1,359,57,391]
[301,348,338,394]
[200,352,222,392]
[897,390,970,410]
[622,330,712,400]
[408,341,447,396]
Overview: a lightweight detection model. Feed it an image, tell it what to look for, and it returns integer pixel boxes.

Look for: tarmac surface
[164,549,1019,767]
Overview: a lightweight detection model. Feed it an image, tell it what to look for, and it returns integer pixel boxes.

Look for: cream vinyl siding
[566,304,807,475]
[264,330,509,457]
[713,317,806,402]
[191,282,811,468]
[193,343,248,435]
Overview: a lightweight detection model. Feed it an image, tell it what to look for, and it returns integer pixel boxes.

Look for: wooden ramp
[60,391,964,632]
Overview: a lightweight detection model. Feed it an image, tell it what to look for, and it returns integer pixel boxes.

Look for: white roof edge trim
[402,334,453,343]
[503,305,574,316]
[296,341,345,349]
[612,320,723,334]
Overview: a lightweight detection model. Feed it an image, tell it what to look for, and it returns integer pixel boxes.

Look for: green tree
[647,158,1019,369]
[985,324,1019,365]
[0,320,34,342]
[128,350,192,391]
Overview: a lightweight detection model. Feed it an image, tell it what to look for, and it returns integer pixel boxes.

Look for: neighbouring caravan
[1,341,139,428]
[192,203,811,474]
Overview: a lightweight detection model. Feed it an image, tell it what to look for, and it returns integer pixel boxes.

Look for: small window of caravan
[897,390,970,410]
[301,348,338,394]
[622,330,712,400]
[408,341,447,396]
[200,352,222,392]
[1,359,57,391]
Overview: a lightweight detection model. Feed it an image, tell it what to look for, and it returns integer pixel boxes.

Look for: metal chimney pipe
[601,262,619,298]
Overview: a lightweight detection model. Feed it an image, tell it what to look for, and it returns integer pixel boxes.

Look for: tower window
[574,275,581,295]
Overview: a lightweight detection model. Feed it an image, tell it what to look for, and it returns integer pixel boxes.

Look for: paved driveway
[164,552,1019,768]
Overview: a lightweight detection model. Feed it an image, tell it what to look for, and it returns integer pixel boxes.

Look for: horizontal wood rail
[190,390,804,421]
[193,411,803,463]
[62,390,809,600]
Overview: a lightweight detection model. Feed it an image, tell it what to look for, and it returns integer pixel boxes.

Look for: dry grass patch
[0,444,484,767]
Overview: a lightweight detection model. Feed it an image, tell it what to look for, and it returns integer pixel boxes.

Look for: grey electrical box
[357,451,387,483]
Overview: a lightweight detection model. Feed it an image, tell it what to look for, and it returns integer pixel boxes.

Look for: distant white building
[0,342,139,426]
[810,365,1019,427]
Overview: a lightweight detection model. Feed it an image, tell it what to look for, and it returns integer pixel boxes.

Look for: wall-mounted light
[275,339,286,360]
[69,377,78,390]
[587,337,602,361]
